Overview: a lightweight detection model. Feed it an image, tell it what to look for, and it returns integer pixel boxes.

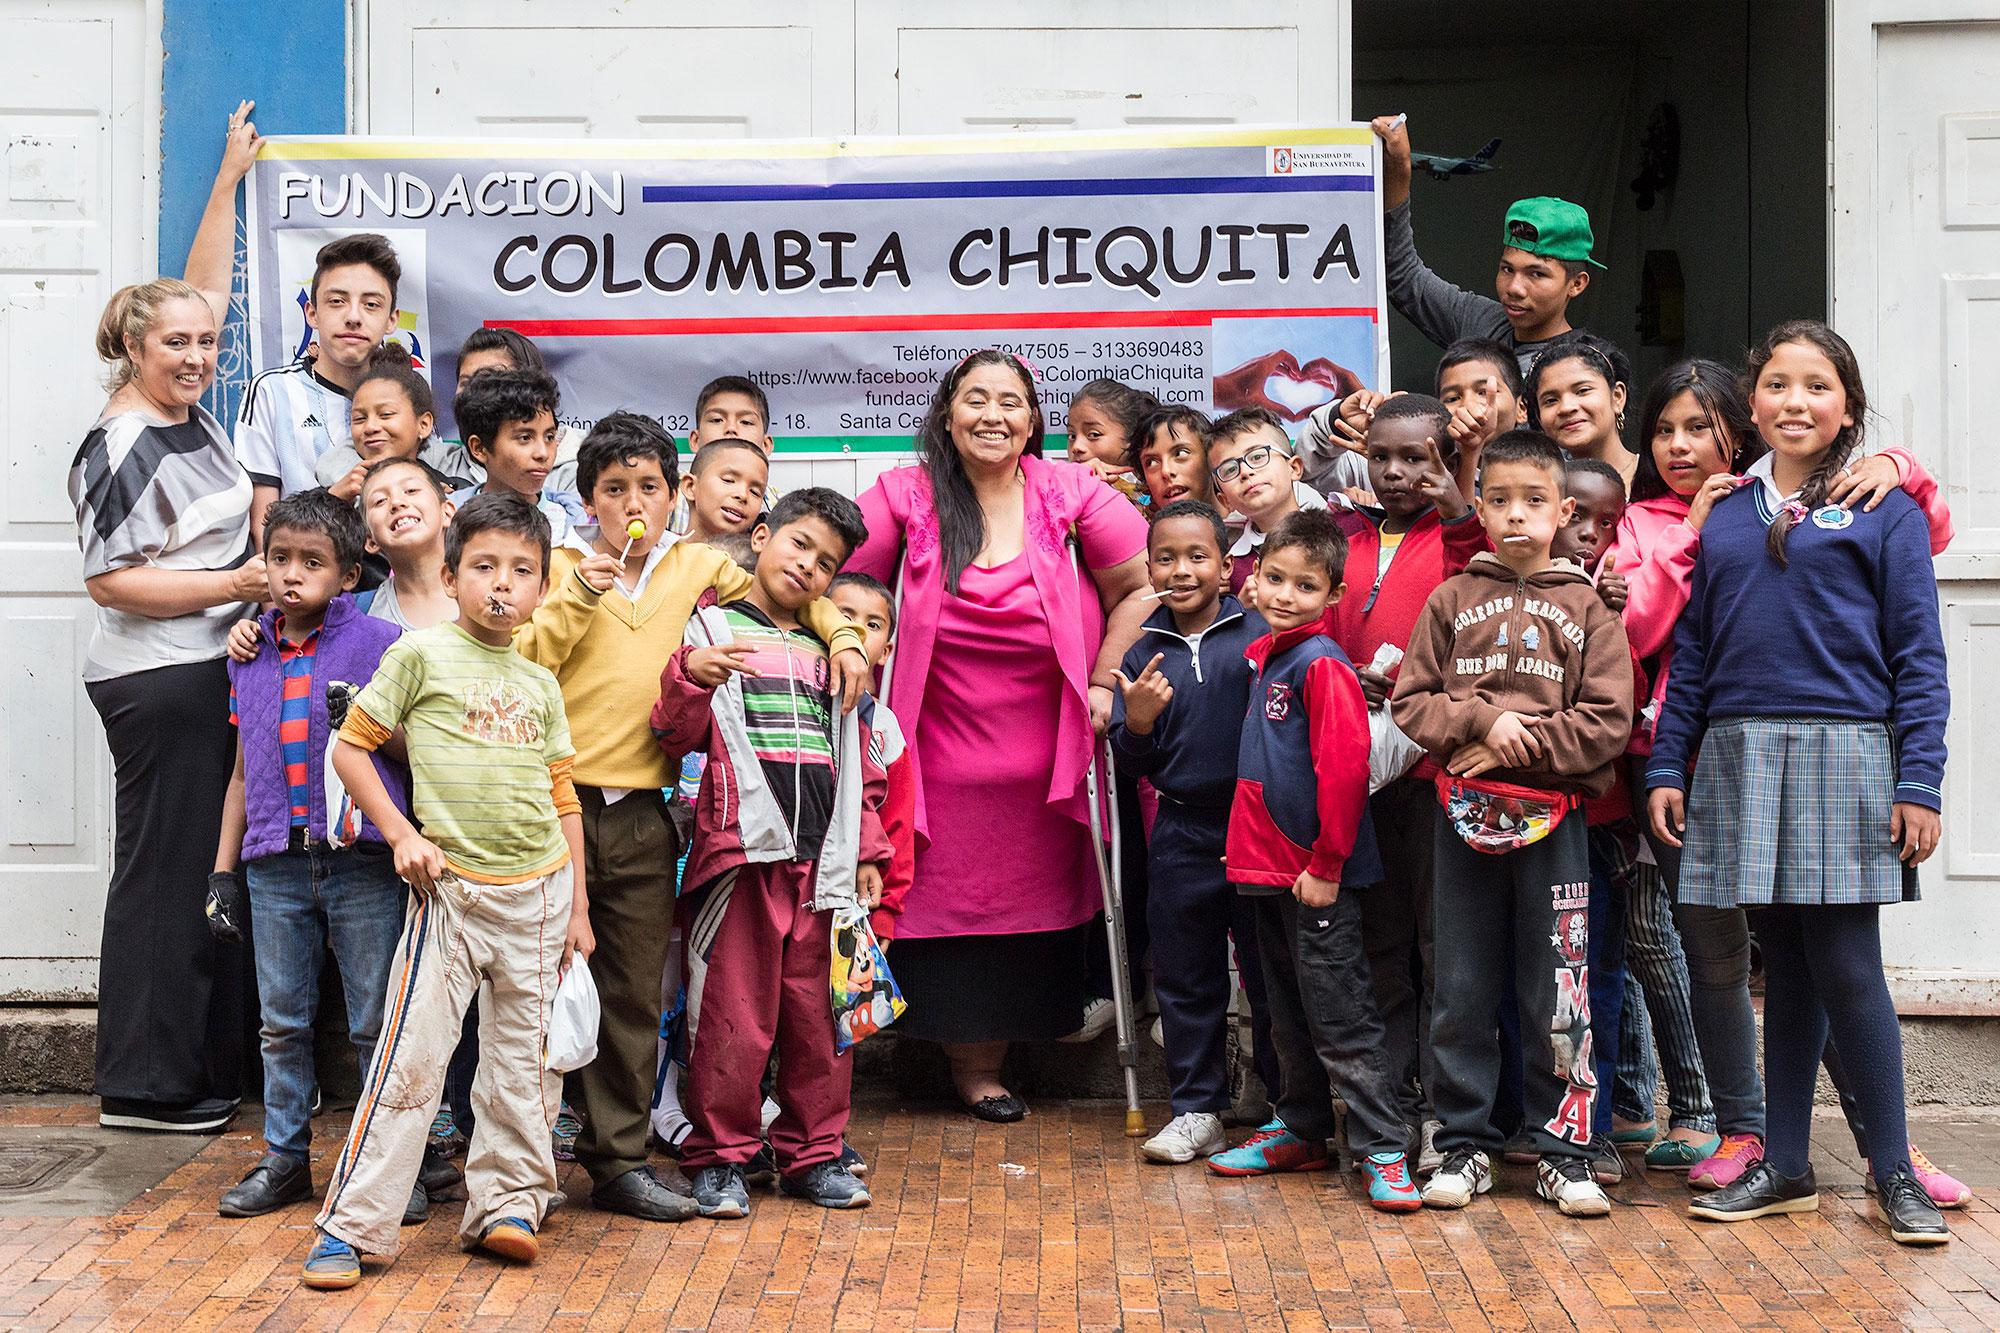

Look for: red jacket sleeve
[871,749,917,940]
[1440,510,1491,577]
[651,646,718,760]
[1302,655,1372,882]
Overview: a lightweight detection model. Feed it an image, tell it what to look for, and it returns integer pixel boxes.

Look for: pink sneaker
[1687,1133,1764,1190]
[1867,1143,1972,1210]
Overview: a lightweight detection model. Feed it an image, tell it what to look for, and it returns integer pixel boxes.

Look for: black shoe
[1875,1163,1950,1245]
[966,1093,1027,1123]
[838,1141,867,1178]
[403,1178,429,1226]
[1688,1160,1819,1222]
[591,1166,699,1222]
[218,1152,311,1217]
[1588,1134,1625,1186]
[779,1160,872,1209]
[419,1144,465,1202]
[691,1165,750,1219]
[100,1096,237,1133]
[744,1144,776,1185]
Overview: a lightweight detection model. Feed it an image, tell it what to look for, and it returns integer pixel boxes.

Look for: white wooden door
[0,0,157,1000]
[1832,1,2000,1012]
[364,1,1345,499]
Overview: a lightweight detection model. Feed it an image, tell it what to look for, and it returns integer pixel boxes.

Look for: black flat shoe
[1875,1164,1949,1245]
[218,1152,311,1217]
[590,1165,698,1222]
[101,1096,237,1134]
[1688,1160,1818,1222]
[965,1093,1027,1123]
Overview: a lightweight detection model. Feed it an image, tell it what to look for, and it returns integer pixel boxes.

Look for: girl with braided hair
[1645,321,1952,1246]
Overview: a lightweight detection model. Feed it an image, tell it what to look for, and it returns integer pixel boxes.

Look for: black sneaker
[100,1096,237,1133]
[590,1165,699,1222]
[1688,1160,1818,1223]
[218,1152,311,1217]
[743,1143,776,1185]
[779,1160,872,1209]
[838,1141,868,1178]
[403,1177,430,1226]
[1588,1134,1625,1186]
[419,1144,465,1201]
[691,1165,750,1219]
[1874,1163,1949,1245]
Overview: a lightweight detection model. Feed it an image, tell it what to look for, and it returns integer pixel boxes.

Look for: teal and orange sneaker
[301,1230,362,1290]
[1361,1152,1422,1212]
[477,1217,539,1264]
[1206,1120,1331,1177]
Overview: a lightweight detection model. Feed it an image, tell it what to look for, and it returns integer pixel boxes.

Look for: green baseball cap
[1502,197,1606,271]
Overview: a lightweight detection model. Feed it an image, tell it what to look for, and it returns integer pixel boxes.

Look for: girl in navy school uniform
[1646,321,1951,1246]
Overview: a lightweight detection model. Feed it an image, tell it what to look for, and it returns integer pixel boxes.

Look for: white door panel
[361,0,850,138]
[0,0,157,1000]
[1832,2,2000,1009]
[857,0,1348,135]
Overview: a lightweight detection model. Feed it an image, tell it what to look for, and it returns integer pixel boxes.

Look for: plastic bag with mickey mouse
[830,908,907,1052]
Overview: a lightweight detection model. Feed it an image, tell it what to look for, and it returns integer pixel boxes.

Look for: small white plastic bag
[1365,644,1424,793]
[546,956,601,1072]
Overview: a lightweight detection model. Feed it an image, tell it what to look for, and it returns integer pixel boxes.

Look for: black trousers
[85,659,251,1105]
[1250,889,1406,1156]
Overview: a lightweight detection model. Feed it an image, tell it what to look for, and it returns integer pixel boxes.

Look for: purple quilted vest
[228,594,409,861]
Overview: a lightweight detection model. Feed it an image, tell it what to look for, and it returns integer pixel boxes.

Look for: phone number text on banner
[246,127,1387,453]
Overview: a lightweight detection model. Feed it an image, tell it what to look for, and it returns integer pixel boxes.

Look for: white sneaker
[1417,1119,1444,1175]
[1536,1156,1612,1217]
[1422,1149,1493,1208]
[1142,1112,1227,1164]
[1060,997,1117,1043]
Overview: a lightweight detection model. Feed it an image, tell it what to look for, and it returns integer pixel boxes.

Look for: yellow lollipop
[625,519,647,540]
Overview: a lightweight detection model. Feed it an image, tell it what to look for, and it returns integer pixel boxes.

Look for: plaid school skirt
[1680,717,1918,908]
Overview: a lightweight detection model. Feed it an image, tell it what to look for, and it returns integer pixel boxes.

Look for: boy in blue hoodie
[1208,508,1419,1212]
[1110,501,1271,1164]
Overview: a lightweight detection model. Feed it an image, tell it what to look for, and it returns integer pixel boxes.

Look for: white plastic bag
[1365,644,1424,793]
[545,956,601,1072]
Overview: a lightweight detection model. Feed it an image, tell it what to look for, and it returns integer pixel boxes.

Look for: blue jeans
[245,842,407,1159]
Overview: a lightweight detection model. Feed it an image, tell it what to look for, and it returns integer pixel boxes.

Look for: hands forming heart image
[1213,349,1365,421]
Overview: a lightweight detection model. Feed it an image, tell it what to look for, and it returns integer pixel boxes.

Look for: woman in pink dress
[852,351,1151,1121]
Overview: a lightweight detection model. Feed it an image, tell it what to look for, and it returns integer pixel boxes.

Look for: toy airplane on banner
[1413,138,1502,181]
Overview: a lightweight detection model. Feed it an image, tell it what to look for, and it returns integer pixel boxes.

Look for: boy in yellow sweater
[511,411,866,1222]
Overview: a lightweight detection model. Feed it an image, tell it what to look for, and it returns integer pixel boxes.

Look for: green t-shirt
[352,621,574,881]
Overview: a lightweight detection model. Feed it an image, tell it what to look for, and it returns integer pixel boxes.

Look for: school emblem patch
[1810,505,1853,530]
[1264,682,1293,721]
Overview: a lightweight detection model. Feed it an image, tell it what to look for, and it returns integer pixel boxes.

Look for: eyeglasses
[1211,443,1288,485]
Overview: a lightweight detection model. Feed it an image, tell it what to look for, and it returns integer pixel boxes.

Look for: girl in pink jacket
[1611,358,1965,1205]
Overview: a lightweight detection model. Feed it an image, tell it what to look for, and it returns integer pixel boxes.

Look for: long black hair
[1747,320,1867,568]
[917,350,1045,594]
[1630,358,1761,504]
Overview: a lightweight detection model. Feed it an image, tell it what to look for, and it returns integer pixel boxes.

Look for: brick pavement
[2,1096,1998,1330]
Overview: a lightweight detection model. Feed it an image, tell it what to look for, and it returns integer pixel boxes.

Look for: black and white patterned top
[69,405,256,681]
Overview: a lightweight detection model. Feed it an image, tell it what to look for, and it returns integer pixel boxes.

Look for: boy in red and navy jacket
[1333,393,1486,1159]
[1208,509,1419,1213]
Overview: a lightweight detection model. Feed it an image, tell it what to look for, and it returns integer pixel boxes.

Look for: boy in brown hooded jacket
[1389,430,1633,1219]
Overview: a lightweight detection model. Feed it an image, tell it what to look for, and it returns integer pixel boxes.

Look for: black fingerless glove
[205,870,248,943]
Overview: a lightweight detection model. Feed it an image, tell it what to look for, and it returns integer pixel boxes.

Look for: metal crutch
[1085,726,1147,1138]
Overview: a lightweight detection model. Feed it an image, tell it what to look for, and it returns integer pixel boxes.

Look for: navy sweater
[1647,483,1949,809]
[1109,596,1267,811]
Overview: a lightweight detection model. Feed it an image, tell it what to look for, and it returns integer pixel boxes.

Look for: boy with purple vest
[1209,509,1418,1213]
[211,489,409,1219]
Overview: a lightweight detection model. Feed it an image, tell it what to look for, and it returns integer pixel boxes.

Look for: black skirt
[888,924,1092,1043]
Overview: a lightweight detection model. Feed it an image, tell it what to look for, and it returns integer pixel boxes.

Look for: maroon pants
[683,860,851,1174]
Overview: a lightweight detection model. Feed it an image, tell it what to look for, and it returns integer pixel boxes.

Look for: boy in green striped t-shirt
[305,493,594,1289]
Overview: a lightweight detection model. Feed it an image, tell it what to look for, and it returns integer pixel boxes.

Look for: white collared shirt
[1227,481,1332,559]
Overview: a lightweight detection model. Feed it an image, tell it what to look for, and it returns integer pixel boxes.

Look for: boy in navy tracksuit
[1110,502,1271,1164]
[1205,509,1419,1212]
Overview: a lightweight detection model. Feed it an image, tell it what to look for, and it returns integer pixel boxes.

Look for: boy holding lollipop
[510,413,869,1223]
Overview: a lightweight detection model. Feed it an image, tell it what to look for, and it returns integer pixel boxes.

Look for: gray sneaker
[691,1165,750,1219]
[780,1160,872,1209]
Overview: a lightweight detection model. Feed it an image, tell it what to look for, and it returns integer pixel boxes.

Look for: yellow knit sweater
[513,538,866,790]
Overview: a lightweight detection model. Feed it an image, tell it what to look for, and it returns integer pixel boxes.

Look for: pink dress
[904,553,1097,937]
[852,456,1149,943]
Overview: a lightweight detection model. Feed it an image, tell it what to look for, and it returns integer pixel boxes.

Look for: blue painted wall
[158,0,347,272]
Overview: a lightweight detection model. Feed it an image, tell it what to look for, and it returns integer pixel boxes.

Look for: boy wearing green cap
[1371,114,1604,377]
